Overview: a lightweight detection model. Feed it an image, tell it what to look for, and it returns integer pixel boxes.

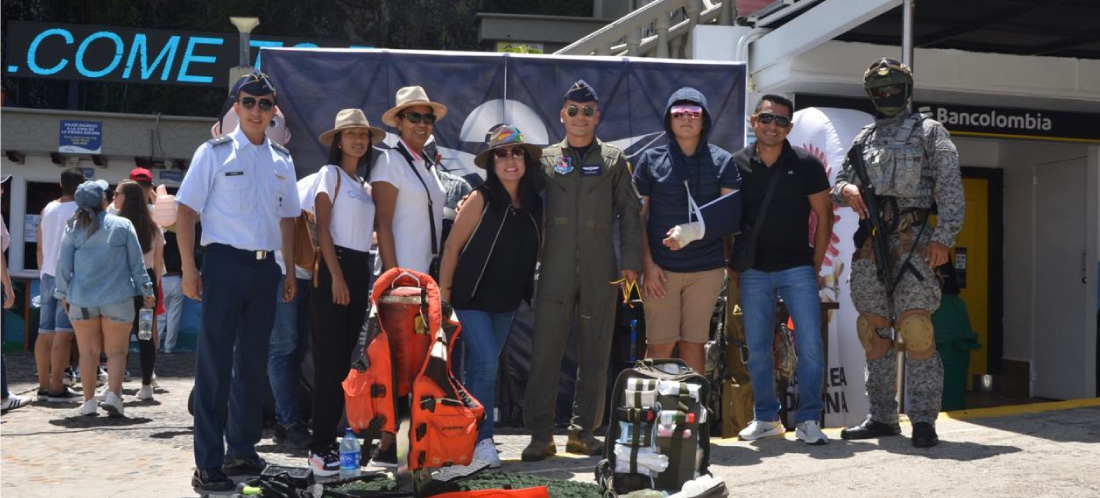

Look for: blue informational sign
[261,49,747,179]
[159,170,183,183]
[59,120,102,154]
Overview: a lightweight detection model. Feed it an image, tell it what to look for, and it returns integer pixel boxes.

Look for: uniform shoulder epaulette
[207,135,233,146]
[272,142,291,157]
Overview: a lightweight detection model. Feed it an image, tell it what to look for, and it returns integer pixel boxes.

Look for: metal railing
[555,0,733,59]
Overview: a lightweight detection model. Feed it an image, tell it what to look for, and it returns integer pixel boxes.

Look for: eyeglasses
[238,97,275,112]
[492,147,526,160]
[400,111,437,125]
[671,105,703,120]
[566,105,597,117]
[756,112,791,128]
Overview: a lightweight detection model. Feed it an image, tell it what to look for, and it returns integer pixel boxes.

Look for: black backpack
[595,359,714,496]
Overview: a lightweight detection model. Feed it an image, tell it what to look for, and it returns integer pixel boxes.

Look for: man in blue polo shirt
[176,71,300,491]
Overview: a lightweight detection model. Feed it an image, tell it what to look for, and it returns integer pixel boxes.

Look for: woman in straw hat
[438,124,543,468]
[372,85,448,277]
[307,108,385,477]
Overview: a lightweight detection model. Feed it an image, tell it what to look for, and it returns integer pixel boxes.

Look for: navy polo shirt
[634,143,740,272]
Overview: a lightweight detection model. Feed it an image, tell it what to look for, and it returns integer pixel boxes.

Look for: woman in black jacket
[438,124,542,468]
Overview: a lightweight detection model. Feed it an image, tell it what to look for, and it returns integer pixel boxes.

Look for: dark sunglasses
[756,112,791,128]
[238,97,275,112]
[492,147,526,160]
[566,105,597,117]
[400,111,437,125]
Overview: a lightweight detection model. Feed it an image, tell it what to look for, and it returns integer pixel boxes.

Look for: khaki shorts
[643,267,725,345]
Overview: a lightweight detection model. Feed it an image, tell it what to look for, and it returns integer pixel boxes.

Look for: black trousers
[132,268,160,386]
[309,246,372,454]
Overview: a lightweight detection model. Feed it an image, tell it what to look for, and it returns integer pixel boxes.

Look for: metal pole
[902,0,914,69]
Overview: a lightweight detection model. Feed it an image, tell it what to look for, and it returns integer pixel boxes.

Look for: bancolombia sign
[795,94,1100,144]
[3,21,370,87]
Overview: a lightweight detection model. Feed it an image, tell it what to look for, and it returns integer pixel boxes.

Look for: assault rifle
[848,143,895,300]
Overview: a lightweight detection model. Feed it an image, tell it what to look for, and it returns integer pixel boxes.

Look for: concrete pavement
[2,352,1098,497]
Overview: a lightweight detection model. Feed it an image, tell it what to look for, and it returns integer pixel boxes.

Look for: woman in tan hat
[307,108,385,477]
[372,85,448,277]
[437,124,543,468]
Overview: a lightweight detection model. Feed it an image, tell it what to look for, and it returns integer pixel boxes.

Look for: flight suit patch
[554,156,574,175]
[580,164,602,176]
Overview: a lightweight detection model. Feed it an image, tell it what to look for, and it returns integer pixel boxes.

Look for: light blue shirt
[54,212,154,307]
[176,127,301,251]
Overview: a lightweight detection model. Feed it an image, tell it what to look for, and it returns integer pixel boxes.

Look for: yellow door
[955,177,990,389]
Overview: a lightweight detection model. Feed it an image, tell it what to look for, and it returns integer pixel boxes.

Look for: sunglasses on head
[566,105,597,117]
[492,146,526,160]
[671,105,703,120]
[400,111,436,125]
[238,97,275,112]
[756,112,791,128]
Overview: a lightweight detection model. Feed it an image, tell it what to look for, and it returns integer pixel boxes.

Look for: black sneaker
[222,455,267,476]
[308,449,341,477]
[274,422,312,448]
[47,386,81,403]
[36,389,50,402]
[911,422,940,448]
[192,468,234,492]
[369,443,398,468]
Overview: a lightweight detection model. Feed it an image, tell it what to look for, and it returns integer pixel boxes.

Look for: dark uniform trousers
[193,244,281,470]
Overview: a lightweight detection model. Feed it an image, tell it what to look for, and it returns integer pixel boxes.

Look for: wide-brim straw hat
[381,86,448,127]
[318,108,385,146]
[473,124,542,169]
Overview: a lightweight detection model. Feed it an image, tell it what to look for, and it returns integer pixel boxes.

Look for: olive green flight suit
[523,137,643,437]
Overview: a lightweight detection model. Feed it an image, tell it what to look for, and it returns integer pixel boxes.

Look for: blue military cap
[232,70,277,101]
[564,79,598,103]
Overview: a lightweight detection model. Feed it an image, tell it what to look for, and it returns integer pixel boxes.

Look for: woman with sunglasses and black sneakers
[438,124,542,469]
[369,86,448,468]
[306,109,385,477]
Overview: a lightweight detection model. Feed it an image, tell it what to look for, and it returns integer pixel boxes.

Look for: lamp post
[227,17,260,96]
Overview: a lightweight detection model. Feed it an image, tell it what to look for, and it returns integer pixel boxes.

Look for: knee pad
[898,311,934,353]
[857,313,891,353]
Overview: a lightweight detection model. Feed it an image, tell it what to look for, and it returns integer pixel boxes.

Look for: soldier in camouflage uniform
[831,58,964,448]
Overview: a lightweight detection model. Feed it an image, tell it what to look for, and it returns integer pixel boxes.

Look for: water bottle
[339,428,361,479]
[138,308,154,341]
[629,319,639,362]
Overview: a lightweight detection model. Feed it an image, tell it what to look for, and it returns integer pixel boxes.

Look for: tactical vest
[859,112,933,199]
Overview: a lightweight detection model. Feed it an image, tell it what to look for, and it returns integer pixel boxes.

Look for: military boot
[840,418,902,440]
[521,435,556,462]
[565,430,604,456]
[911,422,939,448]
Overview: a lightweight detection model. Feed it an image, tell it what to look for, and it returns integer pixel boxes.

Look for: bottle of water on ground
[339,428,361,479]
[138,308,154,341]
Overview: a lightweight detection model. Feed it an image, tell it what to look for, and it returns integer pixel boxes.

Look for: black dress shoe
[840,418,902,440]
[222,455,268,476]
[911,422,940,448]
[192,468,234,491]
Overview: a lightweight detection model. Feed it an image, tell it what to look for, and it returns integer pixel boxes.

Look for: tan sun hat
[381,86,448,127]
[318,108,385,146]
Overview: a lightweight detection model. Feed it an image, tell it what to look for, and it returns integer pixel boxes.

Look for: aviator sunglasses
[400,111,437,125]
[566,105,597,117]
[492,147,526,160]
[239,97,275,112]
[671,105,703,120]
[755,112,791,128]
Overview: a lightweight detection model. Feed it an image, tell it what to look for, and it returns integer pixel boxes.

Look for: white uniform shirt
[370,141,445,274]
[176,127,300,251]
[39,200,78,277]
[316,164,375,253]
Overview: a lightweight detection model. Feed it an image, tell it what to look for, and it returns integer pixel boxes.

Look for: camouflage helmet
[863,58,913,116]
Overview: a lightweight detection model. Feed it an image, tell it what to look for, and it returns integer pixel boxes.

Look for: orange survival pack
[343,268,484,472]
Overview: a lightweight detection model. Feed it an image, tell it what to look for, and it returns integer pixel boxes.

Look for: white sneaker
[795,420,829,445]
[73,399,97,417]
[738,420,785,441]
[99,390,125,418]
[473,438,501,469]
[137,385,154,401]
[150,373,160,389]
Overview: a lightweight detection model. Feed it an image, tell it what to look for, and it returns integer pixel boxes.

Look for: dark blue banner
[260,49,747,178]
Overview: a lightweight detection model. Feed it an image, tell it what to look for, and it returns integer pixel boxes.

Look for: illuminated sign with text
[4,21,370,87]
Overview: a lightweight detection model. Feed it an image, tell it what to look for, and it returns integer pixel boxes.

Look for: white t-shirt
[370,145,445,274]
[275,250,313,280]
[39,200,79,277]
[316,164,375,253]
[142,228,165,270]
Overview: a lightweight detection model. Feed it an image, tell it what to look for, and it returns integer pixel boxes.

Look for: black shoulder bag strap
[747,161,785,244]
[393,144,439,260]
